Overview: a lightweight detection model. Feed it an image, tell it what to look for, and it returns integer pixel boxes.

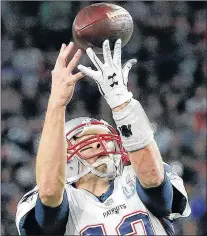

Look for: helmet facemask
[66,120,128,184]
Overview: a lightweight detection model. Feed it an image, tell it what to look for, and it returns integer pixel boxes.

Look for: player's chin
[95,164,107,173]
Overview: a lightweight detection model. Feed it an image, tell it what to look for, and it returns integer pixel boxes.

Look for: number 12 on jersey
[81,211,154,235]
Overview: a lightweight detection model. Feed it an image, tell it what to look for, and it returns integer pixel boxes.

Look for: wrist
[112,98,154,151]
[112,100,131,112]
[106,90,133,109]
[48,97,67,110]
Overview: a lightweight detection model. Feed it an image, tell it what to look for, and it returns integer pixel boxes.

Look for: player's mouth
[88,154,108,163]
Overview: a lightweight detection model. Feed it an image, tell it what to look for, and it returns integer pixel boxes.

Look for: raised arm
[36,42,83,207]
[78,39,164,188]
[128,141,164,187]
[112,101,164,188]
[78,39,191,219]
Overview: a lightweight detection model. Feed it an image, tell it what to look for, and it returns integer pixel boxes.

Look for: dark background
[1,1,206,235]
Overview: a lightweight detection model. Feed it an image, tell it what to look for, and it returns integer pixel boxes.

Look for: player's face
[74,134,110,173]
[75,134,107,162]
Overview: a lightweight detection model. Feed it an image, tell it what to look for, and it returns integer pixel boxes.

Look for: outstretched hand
[78,39,137,109]
[49,42,84,108]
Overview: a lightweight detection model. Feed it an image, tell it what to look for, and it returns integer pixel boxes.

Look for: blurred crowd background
[1,1,206,235]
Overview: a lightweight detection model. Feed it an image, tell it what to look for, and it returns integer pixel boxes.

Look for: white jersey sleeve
[16,186,38,235]
[163,162,191,219]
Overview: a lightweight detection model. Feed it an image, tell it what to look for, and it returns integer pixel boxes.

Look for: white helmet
[65,117,128,184]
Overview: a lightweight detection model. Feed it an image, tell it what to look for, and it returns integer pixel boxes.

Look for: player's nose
[92,142,102,150]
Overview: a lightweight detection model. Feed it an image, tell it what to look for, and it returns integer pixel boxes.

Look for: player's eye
[80,146,92,152]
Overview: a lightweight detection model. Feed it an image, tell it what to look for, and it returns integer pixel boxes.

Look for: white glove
[77,39,137,109]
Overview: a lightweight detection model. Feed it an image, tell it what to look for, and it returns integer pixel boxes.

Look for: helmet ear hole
[67,157,79,177]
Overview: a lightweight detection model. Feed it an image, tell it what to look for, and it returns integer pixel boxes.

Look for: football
[72,3,133,54]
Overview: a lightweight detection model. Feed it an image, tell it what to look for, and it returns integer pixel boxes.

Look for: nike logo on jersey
[103,204,127,218]
[104,198,114,206]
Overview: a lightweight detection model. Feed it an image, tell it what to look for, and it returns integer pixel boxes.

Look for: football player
[16,40,191,235]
